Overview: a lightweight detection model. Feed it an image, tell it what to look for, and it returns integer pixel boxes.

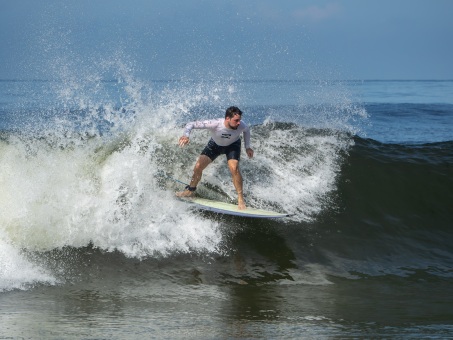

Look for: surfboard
[179,197,290,218]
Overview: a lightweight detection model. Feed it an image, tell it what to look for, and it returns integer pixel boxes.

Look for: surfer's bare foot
[175,185,196,197]
[176,189,195,197]
[238,200,246,210]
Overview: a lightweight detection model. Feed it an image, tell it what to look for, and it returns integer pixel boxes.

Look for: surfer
[176,106,254,210]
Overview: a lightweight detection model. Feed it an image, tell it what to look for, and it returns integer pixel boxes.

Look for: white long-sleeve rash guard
[183,118,251,149]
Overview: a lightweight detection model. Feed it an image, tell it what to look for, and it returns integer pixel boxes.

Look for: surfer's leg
[176,155,212,197]
[191,155,212,187]
[228,159,246,210]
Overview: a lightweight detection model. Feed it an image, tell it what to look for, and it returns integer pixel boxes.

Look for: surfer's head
[225,106,242,119]
[225,106,242,130]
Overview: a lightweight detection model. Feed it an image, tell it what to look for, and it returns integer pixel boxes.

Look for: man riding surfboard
[176,106,254,210]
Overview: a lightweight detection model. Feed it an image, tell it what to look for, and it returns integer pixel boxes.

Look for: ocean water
[0,75,452,339]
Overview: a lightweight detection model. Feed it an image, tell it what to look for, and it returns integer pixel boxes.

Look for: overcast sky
[1,0,452,80]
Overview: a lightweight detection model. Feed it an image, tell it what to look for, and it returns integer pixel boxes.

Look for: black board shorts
[201,138,241,161]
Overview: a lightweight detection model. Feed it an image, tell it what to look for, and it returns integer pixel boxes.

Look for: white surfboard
[179,197,290,218]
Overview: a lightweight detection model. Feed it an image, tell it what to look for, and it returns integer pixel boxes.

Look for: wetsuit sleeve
[243,124,251,149]
[183,119,219,137]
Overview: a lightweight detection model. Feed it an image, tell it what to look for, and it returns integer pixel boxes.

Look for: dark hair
[225,106,243,119]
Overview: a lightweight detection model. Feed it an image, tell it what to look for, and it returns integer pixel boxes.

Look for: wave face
[310,137,453,278]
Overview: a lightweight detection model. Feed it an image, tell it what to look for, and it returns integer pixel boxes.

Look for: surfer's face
[226,114,241,130]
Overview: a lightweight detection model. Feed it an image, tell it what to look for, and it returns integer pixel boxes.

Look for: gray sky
[1,0,452,80]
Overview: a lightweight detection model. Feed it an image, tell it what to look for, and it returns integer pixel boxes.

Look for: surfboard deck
[179,196,290,218]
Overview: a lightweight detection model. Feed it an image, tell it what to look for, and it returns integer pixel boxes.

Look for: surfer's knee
[193,161,203,173]
[194,155,211,174]
[227,159,240,174]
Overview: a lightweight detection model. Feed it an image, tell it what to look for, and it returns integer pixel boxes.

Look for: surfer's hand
[178,136,189,147]
[246,148,254,158]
